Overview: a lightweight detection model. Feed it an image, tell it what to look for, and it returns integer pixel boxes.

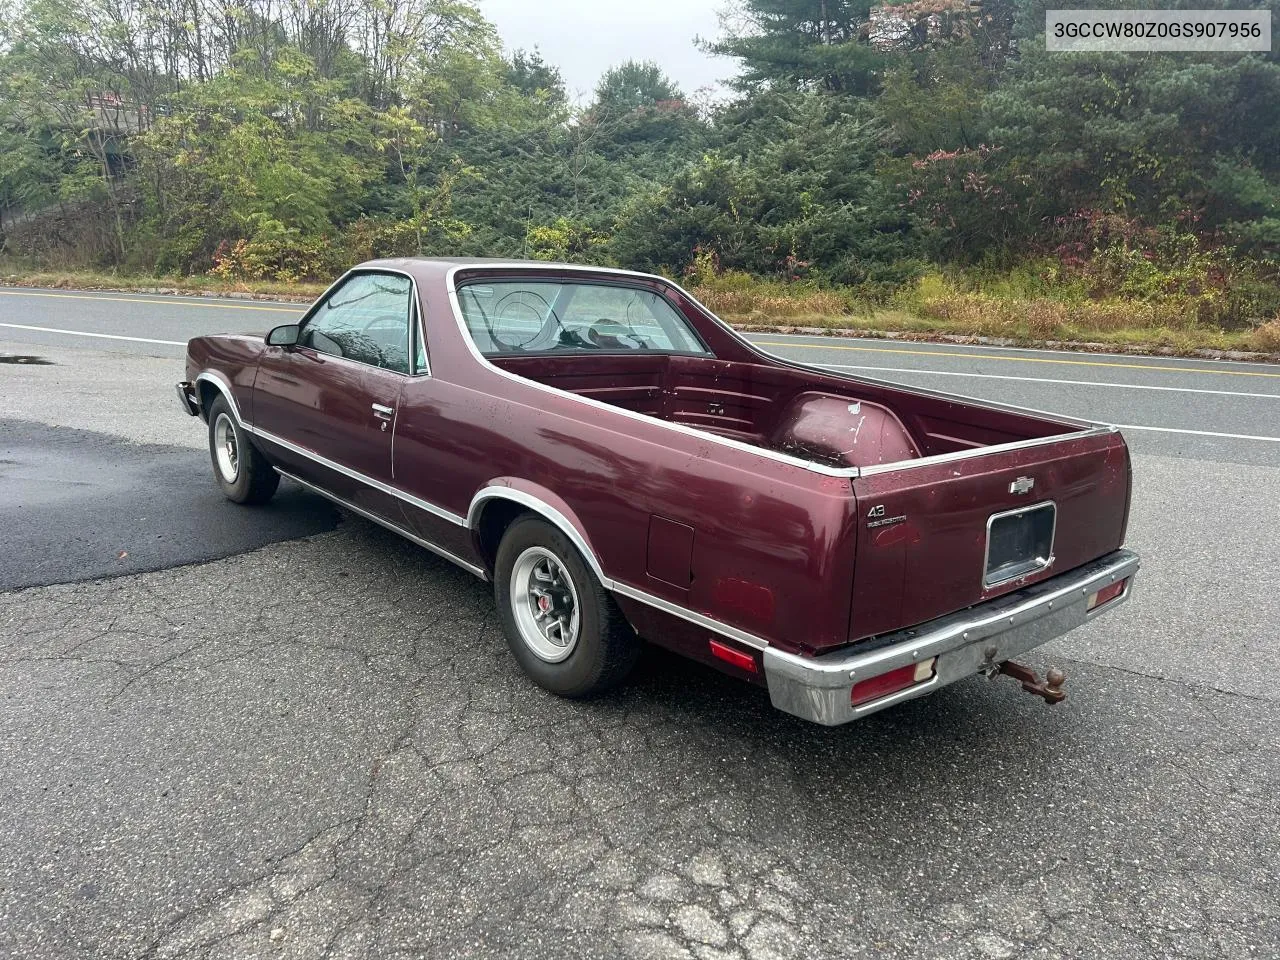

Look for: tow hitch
[994,660,1067,705]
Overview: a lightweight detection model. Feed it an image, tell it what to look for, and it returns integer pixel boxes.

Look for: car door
[252,270,415,521]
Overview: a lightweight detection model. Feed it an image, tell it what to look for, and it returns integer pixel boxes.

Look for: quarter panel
[391,371,857,655]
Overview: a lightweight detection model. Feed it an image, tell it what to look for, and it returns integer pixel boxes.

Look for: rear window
[457,279,711,357]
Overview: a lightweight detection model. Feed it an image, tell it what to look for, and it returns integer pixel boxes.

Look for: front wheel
[206,395,279,505]
[494,516,639,698]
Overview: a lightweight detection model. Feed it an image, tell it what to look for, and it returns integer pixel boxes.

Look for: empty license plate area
[984,502,1056,588]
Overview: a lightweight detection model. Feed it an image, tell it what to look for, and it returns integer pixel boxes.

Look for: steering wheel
[488,290,559,352]
[586,319,648,350]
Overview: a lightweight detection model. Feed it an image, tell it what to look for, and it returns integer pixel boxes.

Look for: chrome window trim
[295,267,427,378]
[411,298,431,377]
[454,274,715,358]
[982,500,1058,589]
[277,469,485,579]
[442,263,1117,480]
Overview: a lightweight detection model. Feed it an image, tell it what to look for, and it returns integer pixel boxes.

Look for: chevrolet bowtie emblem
[1009,476,1035,495]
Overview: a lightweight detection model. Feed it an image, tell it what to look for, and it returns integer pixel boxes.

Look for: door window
[301,273,414,374]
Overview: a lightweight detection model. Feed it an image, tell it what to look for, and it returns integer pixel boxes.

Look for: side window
[301,273,412,374]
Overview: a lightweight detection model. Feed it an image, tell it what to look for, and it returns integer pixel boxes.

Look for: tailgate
[846,429,1131,643]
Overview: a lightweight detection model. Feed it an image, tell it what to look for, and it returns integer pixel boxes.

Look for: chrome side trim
[442,265,861,479]
[762,549,1140,725]
[466,485,772,651]
[250,425,469,528]
[610,581,771,652]
[277,469,487,579]
[856,426,1118,477]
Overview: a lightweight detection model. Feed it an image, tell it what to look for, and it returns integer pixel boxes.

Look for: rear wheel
[494,516,639,697]
[206,395,279,505]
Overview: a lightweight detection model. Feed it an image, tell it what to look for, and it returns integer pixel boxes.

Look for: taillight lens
[1087,578,1127,611]
[851,657,935,706]
[709,639,758,673]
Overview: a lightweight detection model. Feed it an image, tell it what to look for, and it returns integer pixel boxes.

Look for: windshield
[457,279,711,357]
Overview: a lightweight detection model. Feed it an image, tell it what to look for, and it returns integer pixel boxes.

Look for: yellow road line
[754,340,1280,379]
[0,288,304,314]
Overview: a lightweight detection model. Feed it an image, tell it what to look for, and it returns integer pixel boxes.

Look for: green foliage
[4,0,1280,337]
[707,0,886,95]
[506,48,567,106]
[613,93,919,295]
[594,60,682,112]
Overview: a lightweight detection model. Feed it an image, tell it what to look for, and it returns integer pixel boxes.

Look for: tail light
[851,657,936,707]
[709,639,758,674]
[1088,578,1127,611]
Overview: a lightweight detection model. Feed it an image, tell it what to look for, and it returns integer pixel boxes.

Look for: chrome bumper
[763,549,1140,726]
[176,381,199,417]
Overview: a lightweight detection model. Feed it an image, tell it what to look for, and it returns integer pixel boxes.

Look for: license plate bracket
[984,501,1056,588]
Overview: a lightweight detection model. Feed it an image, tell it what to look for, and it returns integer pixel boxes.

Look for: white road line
[1114,424,1280,443]
[817,363,1280,400]
[0,322,185,346]
[4,320,1277,443]
[752,331,1276,369]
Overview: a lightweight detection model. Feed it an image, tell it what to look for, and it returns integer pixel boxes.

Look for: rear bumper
[763,549,1140,725]
[176,381,199,417]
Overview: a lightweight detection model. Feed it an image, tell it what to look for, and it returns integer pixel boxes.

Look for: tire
[494,516,640,698]
[206,395,279,505]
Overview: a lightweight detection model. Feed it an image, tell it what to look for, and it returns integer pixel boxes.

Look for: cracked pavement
[1,339,1279,959]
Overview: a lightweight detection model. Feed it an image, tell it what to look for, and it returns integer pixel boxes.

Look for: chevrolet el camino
[177,258,1139,725]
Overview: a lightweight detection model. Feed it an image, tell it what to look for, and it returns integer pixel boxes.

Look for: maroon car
[177,258,1139,725]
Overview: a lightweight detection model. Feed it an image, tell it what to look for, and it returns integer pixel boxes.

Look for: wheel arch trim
[467,483,613,589]
[195,370,247,425]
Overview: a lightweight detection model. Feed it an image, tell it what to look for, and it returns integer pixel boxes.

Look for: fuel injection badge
[866,504,907,529]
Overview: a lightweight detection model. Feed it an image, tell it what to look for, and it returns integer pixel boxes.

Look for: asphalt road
[1,286,1278,960]
[0,419,339,591]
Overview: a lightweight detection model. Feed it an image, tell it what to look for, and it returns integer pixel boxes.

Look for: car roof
[354,257,663,283]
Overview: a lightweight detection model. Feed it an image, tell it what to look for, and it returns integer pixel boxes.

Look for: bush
[209,223,345,283]
[1251,318,1280,352]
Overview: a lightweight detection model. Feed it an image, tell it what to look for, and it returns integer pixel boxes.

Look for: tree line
[2,0,1280,326]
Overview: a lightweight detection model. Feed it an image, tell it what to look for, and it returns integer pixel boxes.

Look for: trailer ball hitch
[996,660,1067,705]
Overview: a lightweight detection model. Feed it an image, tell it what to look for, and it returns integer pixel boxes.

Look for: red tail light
[851,658,936,706]
[1087,578,1127,611]
[709,639,758,674]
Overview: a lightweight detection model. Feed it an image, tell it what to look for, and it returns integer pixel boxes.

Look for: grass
[3,264,1278,357]
[690,268,1280,356]
[0,268,328,301]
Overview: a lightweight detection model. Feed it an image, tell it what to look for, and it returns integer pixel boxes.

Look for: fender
[467,480,611,588]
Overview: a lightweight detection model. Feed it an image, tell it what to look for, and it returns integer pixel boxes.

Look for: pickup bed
[178,258,1138,725]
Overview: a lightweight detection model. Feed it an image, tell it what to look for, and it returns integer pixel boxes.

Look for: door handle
[371,403,394,421]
